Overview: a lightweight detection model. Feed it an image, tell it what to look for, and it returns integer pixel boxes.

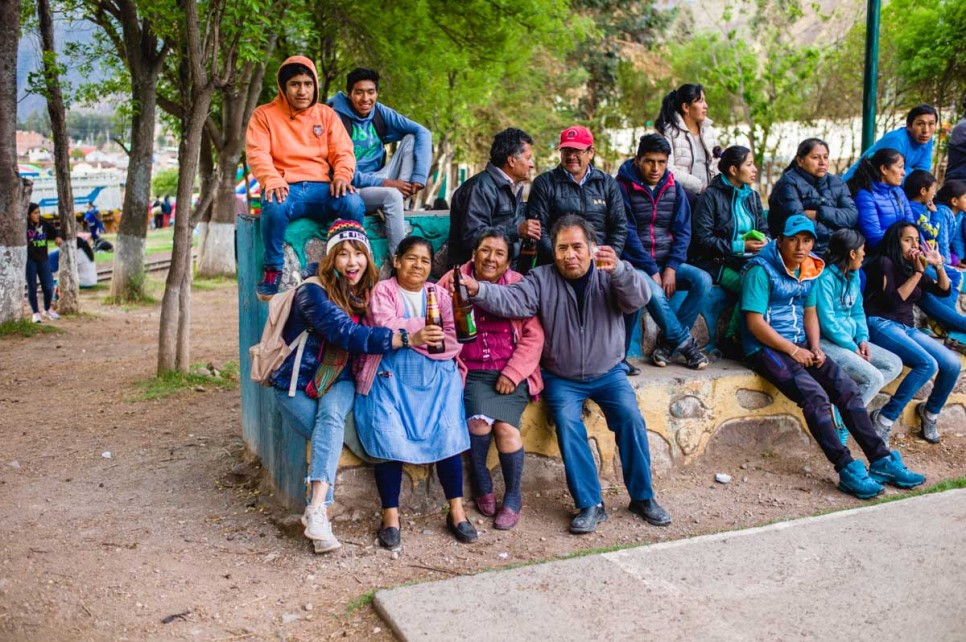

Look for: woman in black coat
[768,138,857,254]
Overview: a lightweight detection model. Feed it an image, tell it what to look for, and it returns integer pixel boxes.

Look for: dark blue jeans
[542,364,655,509]
[866,316,962,419]
[260,181,365,269]
[26,257,54,313]
[747,345,889,471]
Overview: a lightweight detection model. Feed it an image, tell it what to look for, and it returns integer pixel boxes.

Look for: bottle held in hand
[452,266,478,344]
[425,285,446,354]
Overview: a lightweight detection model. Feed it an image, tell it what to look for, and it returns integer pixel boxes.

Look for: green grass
[101,275,164,308]
[94,229,197,266]
[346,590,377,614]
[0,319,60,338]
[193,275,237,291]
[130,360,239,401]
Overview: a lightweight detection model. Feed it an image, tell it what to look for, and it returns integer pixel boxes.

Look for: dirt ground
[1,280,964,642]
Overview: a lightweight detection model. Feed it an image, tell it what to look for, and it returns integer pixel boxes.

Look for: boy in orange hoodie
[246,55,365,299]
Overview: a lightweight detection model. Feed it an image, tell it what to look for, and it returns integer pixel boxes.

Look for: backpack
[337,108,388,145]
[249,276,322,396]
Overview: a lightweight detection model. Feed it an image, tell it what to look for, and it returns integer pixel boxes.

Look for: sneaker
[31,312,42,323]
[833,407,848,446]
[622,358,642,376]
[916,403,940,444]
[837,460,884,500]
[869,450,926,489]
[256,267,282,300]
[301,504,341,553]
[678,337,709,370]
[870,409,893,445]
[650,343,673,368]
[44,309,60,320]
[944,334,966,356]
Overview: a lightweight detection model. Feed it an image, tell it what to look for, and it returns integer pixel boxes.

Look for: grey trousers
[358,135,416,259]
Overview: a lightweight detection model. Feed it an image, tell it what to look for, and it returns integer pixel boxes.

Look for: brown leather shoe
[493,506,520,530]
[474,493,496,517]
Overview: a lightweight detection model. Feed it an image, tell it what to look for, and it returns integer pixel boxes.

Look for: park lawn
[94,228,197,266]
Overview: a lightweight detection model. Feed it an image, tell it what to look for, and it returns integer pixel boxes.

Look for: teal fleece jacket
[815,264,869,352]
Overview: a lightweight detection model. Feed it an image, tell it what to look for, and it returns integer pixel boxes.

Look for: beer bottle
[518,215,538,275]
[452,266,478,344]
[425,285,446,354]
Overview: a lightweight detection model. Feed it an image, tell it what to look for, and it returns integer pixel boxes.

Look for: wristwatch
[398,328,410,348]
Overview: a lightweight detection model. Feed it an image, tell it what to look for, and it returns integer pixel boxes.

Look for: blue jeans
[819,339,904,407]
[26,257,54,313]
[866,316,962,420]
[624,263,712,353]
[542,364,655,508]
[274,380,356,505]
[261,181,365,269]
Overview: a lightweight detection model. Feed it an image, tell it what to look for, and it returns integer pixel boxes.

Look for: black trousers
[748,345,890,471]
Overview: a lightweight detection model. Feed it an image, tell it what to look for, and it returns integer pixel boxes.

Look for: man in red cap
[528,126,626,271]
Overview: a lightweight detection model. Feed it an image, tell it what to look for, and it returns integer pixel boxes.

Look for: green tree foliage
[151,167,179,196]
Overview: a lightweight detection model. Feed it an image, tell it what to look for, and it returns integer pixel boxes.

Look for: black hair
[473,227,512,252]
[432,197,449,211]
[346,67,379,94]
[278,62,314,88]
[28,202,40,216]
[549,214,597,247]
[902,169,937,202]
[824,228,866,292]
[718,145,751,178]
[936,180,966,207]
[655,83,704,135]
[869,221,919,277]
[394,235,434,261]
[905,104,938,127]
[636,133,671,158]
[489,128,534,167]
[847,148,904,197]
[785,138,829,173]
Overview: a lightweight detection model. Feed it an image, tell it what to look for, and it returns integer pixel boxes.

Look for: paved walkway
[375,489,966,641]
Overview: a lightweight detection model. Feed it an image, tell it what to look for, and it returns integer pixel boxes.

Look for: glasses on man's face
[561,147,590,156]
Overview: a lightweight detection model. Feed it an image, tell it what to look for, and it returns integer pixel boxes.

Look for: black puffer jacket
[448,163,524,265]
[527,165,626,264]
[689,176,768,281]
[768,165,857,254]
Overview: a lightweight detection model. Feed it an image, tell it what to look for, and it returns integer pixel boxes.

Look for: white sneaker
[302,504,340,553]
[44,310,60,320]
[32,313,42,323]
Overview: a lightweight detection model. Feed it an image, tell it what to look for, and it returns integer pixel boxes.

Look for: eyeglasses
[560,147,591,156]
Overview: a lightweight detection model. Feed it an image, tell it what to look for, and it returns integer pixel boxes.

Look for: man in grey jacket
[460,215,672,534]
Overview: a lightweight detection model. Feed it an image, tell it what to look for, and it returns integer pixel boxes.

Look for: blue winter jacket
[815,264,869,352]
[855,181,915,248]
[739,240,825,356]
[949,208,966,264]
[842,127,934,183]
[767,165,857,254]
[328,92,433,187]
[616,160,691,276]
[271,266,395,394]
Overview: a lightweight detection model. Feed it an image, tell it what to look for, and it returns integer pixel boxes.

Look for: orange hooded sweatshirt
[245,56,356,193]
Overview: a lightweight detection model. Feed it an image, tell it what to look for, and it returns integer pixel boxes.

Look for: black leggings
[373,454,464,509]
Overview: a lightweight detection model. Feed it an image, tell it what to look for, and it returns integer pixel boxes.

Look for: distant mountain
[17,19,108,121]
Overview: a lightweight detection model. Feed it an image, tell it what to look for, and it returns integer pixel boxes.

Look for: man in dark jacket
[619,134,710,371]
[528,126,626,265]
[447,128,539,267]
[460,215,672,535]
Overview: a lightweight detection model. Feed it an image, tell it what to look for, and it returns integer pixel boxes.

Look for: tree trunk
[158,47,215,373]
[195,157,239,277]
[110,72,159,301]
[0,0,30,323]
[38,0,80,315]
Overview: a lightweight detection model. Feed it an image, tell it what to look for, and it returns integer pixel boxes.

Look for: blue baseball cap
[782,214,816,238]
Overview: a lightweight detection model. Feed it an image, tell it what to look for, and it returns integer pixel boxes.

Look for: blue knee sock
[468,433,493,496]
[498,448,525,512]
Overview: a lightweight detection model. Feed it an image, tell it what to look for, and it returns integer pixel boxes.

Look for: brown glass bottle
[452,266,478,344]
[518,217,538,275]
[425,285,446,354]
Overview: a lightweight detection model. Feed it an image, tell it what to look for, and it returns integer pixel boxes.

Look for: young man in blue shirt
[741,215,925,499]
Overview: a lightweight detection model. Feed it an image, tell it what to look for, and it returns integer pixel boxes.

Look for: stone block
[736,388,774,410]
[669,395,706,419]
[705,415,811,460]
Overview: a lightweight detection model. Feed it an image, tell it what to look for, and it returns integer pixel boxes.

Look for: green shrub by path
[0,319,60,338]
[130,361,239,402]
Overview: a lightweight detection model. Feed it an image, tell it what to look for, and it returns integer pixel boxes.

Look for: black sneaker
[650,343,673,368]
[678,337,709,370]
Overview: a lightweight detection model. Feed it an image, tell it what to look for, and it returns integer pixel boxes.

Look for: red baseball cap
[557,126,594,150]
